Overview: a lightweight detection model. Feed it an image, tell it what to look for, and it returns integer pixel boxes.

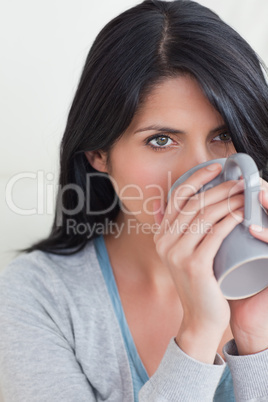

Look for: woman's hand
[153,163,245,364]
[228,179,268,356]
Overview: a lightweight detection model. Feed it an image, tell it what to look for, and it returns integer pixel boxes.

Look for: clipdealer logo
[5,169,260,230]
[65,217,213,239]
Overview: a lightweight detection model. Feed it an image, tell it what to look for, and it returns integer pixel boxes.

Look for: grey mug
[167,153,268,300]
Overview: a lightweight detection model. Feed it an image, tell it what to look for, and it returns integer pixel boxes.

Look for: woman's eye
[213,132,232,143]
[145,135,174,150]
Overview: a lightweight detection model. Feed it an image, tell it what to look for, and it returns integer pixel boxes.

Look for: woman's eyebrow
[134,125,186,134]
[134,124,228,135]
[210,124,228,134]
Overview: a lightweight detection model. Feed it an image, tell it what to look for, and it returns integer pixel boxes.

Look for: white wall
[1,0,268,271]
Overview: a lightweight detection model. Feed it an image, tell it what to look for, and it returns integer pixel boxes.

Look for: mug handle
[223,153,262,228]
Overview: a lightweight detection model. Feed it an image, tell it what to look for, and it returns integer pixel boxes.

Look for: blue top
[93,235,235,402]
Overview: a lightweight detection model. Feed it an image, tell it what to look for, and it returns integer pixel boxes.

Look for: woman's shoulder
[0,239,120,376]
[0,239,103,303]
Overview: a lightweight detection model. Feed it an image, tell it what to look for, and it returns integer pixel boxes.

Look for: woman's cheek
[115,170,169,222]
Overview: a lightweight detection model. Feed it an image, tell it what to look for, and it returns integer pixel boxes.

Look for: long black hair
[21,0,268,255]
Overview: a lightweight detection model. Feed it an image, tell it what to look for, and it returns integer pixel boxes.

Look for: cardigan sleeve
[223,339,268,401]
[139,336,268,402]
[139,337,226,401]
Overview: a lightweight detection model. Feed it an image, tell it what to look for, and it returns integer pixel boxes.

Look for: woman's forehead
[125,76,223,131]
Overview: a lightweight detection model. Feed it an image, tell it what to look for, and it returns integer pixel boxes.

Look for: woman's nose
[181,147,215,173]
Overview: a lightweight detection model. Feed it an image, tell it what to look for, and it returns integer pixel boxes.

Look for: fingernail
[206,163,221,171]
[235,180,245,190]
[263,190,268,200]
[250,224,263,232]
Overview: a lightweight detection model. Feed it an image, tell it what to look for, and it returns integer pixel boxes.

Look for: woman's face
[96,75,236,228]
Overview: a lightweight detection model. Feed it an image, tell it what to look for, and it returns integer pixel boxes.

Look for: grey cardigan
[0,240,267,401]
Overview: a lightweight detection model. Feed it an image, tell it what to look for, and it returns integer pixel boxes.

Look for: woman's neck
[103,212,174,290]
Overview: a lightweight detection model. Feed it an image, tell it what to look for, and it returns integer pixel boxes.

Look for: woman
[1,0,268,401]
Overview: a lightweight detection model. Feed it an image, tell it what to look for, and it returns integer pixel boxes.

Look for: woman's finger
[154,162,243,242]
[194,209,244,264]
[260,177,268,191]
[153,163,223,242]
[165,195,244,256]
[249,189,268,241]
[154,178,244,248]
[153,199,165,225]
